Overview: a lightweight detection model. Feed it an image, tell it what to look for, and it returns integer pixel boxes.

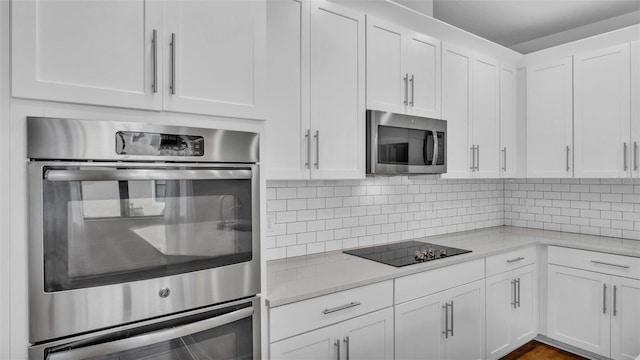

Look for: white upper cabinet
[471,55,500,178]
[265,0,309,179]
[631,40,640,179]
[441,43,473,179]
[12,0,163,110]
[526,57,573,178]
[163,0,266,119]
[366,16,441,118]
[309,1,365,179]
[12,0,266,119]
[499,64,519,178]
[573,44,631,178]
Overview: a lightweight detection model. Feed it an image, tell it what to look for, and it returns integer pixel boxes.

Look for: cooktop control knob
[440,248,447,257]
[427,248,435,259]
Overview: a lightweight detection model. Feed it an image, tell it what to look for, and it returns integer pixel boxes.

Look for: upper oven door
[28,162,260,342]
[367,110,447,174]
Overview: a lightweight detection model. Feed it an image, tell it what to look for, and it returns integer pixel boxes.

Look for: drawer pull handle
[323,302,361,315]
[590,260,630,269]
[506,257,525,263]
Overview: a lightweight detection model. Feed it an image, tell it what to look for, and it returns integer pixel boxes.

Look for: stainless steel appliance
[367,110,447,175]
[27,117,261,348]
[29,297,260,360]
[343,240,471,267]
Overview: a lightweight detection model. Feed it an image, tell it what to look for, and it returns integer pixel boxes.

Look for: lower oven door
[28,162,260,342]
[30,297,260,360]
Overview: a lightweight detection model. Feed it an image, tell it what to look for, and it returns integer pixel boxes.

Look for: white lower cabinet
[270,307,394,360]
[548,264,640,360]
[395,279,485,360]
[486,264,537,359]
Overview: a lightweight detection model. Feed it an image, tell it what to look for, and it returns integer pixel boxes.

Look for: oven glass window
[377,125,438,166]
[42,167,254,292]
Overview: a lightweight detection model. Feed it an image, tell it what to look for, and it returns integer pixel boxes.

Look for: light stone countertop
[266,226,640,307]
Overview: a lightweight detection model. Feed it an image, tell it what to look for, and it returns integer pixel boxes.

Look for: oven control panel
[116,131,204,157]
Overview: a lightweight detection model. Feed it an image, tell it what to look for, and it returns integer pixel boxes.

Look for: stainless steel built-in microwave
[366,110,447,175]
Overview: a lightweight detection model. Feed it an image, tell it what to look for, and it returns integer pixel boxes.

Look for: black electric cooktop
[343,240,472,267]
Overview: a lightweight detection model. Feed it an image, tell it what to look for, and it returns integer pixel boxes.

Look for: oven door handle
[48,307,254,360]
[44,168,253,181]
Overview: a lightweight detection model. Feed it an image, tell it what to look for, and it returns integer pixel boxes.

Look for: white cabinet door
[500,64,518,178]
[395,292,444,360]
[547,264,611,357]
[164,0,266,119]
[441,43,473,179]
[527,58,573,178]
[631,40,640,178]
[442,280,485,360]
[610,277,640,360]
[12,0,163,110]
[265,0,310,179]
[511,264,537,346]
[471,56,500,178]
[406,31,441,118]
[341,308,394,360]
[270,324,339,360]
[486,271,513,359]
[574,44,631,178]
[366,17,405,114]
[310,1,365,179]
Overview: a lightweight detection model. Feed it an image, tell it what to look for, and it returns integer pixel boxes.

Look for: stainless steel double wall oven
[27,117,261,359]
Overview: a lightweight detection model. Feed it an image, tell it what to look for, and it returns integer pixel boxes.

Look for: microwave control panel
[116,131,204,157]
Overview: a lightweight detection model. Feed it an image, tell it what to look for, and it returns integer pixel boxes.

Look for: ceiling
[394,0,640,53]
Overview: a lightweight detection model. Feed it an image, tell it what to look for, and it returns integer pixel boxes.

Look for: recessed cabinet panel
[310,1,365,179]
[270,325,338,360]
[631,40,640,179]
[341,308,394,360]
[406,32,441,118]
[547,264,611,357]
[395,293,443,360]
[472,56,500,178]
[610,277,640,360]
[265,0,309,179]
[486,272,512,359]
[500,65,518,178]
[366,18,405,114]
[12,0,163,109]
[527,58,573,178]
[164,0,265,119]
[574,44,631,178]
[441,44,472,179]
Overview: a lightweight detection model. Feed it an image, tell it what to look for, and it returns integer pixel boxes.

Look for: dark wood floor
[501,341,588,360]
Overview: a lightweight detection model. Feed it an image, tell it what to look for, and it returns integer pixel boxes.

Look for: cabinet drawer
[548,246,640,279]
[269,280,393,342]
[486,246,537,277]
[395,258,485,304]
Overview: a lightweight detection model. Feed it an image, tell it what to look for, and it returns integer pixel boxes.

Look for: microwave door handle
[44,169,253,181]
[48,307,253,360]
[432,132,439,166]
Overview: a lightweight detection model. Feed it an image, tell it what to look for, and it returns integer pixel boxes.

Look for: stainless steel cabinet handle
[476,145,480,171]
[151,29,158,93]
[635,142,639,171]
[470,146,475,171]
[590,260,630,269]
[322,301,361,315]
[603,283,607,314]
[613,285,617,316]
[566,146,570,172]
[410,74,415,106]
[344,336,350,360]
[502,147,507,172]
[335,339,341,360]
[516,278,521,308]
[305,130,311,169]
[314,130,320,169]
[511,279,517,308]
[442,302,449,339]
[404,74,409,106]
[170,33,176,94]
[624,142,629,171]
[48,307,253,360]
[449,301,454,337]
[507,256,525,263]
